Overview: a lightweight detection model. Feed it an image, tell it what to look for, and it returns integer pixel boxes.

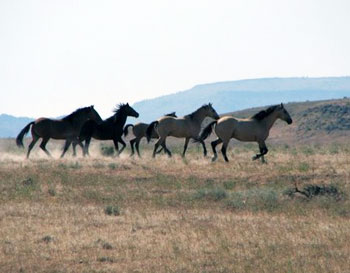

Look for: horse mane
[105,103,127,122]
[185,104,209,120]
[62,106,90,122]
[251,105,279,121]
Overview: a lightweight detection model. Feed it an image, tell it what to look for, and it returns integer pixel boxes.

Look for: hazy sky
[1,0,350,118]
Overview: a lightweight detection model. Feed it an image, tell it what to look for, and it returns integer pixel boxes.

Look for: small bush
[97,256,114,263]
[48,188,56,196]
[69,162,81,169]
[41,235,54,243]
[100,145,115,157]
[104,205,120,216]
[193,188,228,201]
[108,163,117,170]
[223,181,236,190]
[298,162,310,172]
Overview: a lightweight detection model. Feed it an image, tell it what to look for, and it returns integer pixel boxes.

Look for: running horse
[123,112,177,157]
[146,103,220,158]
[16,106,102,158]
[79,103,139,156]
[198,103,292,162]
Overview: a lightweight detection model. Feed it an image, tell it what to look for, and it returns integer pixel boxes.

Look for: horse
[79,103,139,156]
[123,112,177,157]
[16,106,102,159]
[146,103,220,158]
[198,103,292,163]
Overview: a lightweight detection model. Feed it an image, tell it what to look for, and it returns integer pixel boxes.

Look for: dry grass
[1,138,350,272]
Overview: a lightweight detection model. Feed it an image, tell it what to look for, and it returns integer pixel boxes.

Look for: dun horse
[123,112,177,157]
[16,106,102,158]
[146,103,219,158]
[198,103,292,162]
[79,103,139,156]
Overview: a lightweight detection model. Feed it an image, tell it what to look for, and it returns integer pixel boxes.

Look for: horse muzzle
[287,118,293,124]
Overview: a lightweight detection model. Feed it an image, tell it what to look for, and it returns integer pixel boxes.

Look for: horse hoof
[211,157,217,162]
[252,156,258,161]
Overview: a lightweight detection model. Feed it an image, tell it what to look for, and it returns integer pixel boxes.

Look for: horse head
[277,103,293,124]
[206,103,220,120]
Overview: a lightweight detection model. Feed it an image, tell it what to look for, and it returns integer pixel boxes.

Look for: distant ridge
[133,77,350,122]
[0,114,34,138]
[2,77,350,137]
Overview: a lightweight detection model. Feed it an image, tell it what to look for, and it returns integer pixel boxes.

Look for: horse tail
[198,121,217,141]
[16,121,35,148]
[123,124,134,137]
[79,120,97,141]
[146,121,158,143]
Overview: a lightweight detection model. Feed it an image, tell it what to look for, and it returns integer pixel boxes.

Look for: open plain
[0,138,350,273]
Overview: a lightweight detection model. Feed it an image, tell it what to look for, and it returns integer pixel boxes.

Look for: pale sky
[1,0,350,118]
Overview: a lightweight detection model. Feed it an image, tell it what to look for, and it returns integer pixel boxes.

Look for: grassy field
[1,138,350,273]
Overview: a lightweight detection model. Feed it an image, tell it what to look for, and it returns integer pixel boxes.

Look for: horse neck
[114,111,128,127]
[261,111,279,131]
[69,113,89,128]
[190,109,207,125]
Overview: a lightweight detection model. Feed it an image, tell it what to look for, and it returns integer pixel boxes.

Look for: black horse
[79,103,139,156]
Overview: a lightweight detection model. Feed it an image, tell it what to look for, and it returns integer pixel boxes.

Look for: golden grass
[1,139,350,272]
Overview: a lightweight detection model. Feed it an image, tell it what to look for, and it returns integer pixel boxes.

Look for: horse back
[32,118,75,139]
[157,116,199,138]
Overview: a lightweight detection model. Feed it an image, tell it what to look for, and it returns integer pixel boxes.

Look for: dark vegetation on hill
[228,98,350,144]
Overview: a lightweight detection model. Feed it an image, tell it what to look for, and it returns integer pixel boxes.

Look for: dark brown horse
[123,112,177,157]
[16,106,102,158]
[79,103,139,156]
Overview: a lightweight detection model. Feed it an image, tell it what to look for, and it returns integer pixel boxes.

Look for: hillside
[228,98,350,144]
[133,77,350,122]
[0,114,33,138]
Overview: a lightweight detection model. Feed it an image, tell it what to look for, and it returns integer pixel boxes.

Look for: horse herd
[16,103,293,162]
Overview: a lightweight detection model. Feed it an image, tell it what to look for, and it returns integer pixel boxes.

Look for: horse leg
[130,138,136,156]
[152,137,162,158]
[76,141,85,156]
[135,139,141,157]
[182,138,190,157]
[26,135,39,159]
[200,140,207,157]
[211,138,222,162]
[39,138,51,157]
[155,147,164,154]
[221,140,230,162]
[259,142,268,163]
[161,138,172,157]
[60,140,72,158]
[252,141,268,163]
[84,137,92,156]
[117,137,126,156]
[72,141,77,157]
[112,138,120,155]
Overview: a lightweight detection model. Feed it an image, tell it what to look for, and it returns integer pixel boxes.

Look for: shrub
[193,188,228,201]
[104,205,120,216]
[100,145,115,157]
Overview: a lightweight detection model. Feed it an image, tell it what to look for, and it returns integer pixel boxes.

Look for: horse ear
[280,103,284,108]
[91,105,94,109]
[127,103,129,106]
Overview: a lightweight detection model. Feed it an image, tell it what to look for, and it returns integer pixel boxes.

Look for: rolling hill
[133,77,350,122]
[2,77,350,139]
[228,98,350,144]
[0,114,34,138]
